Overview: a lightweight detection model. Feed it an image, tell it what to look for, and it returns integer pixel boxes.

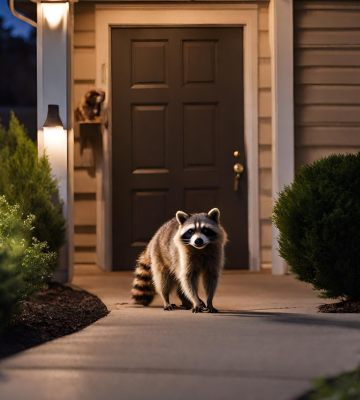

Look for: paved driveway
[0,269,359,400]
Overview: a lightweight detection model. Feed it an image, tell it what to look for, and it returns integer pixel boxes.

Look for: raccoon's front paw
[192,305,206,313]
[205,305,218,313]
[199,299,206,308]
[163,304,176,311]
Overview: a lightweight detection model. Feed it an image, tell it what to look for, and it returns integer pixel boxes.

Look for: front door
[111,27,248,269]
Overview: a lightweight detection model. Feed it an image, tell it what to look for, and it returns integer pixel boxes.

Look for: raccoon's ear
[208,208,220,224]
[85,91,93,100]
[176,211,190,225]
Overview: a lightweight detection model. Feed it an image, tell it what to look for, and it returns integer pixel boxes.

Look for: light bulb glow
[43,126,67,201]
[42,3,67,29]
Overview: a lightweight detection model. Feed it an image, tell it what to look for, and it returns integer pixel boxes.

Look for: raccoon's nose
[195,238,204,246]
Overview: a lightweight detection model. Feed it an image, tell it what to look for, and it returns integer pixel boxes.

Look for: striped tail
[131,252,155,306]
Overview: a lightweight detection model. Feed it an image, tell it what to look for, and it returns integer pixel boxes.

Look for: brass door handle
[233,162,244,191]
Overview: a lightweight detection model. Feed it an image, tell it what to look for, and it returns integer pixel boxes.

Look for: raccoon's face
[85,89,105,107]
[176,208,221,250]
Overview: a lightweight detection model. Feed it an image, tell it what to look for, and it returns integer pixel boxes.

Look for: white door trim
[95,4,260,271]
[269,0,295,274]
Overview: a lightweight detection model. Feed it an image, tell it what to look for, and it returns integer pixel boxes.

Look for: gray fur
[131,209,227,313]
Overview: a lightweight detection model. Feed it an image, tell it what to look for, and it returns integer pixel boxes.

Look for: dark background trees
[0,2,37,139]
[0,16,36,106]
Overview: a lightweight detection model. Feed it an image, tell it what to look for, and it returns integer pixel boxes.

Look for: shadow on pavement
[214,310,360,330]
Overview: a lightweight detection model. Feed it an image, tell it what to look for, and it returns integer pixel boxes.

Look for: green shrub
[0,249,24,326]
[0,113,65,260]
[298,367,360,400]
[0,196,55,327]
[273,153,360,300]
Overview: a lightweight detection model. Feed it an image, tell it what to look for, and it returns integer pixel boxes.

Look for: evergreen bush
[273,153,360,300]
[0,196,55,327]
[0,113,65,261]
[299,368,360,400]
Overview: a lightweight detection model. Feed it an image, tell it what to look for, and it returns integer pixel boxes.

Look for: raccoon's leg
[180,270,206,313]
[152,266,176,311]
[162,272,176,311]
[177,286,205,310]
[176,286,192,310]
[203,270,219,313]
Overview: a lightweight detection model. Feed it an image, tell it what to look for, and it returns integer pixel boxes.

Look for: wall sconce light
[42,2,67,28]
[43,104,64,130]
[31,0,78,29]
[43,105,67,186]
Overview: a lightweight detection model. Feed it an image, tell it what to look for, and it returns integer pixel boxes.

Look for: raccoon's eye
[181,228,194,241]
[201,227,216,237]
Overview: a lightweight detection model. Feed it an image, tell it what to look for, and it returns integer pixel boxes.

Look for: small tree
[0,196,55,327]
[0,113,65,261]
[273,153,360,300]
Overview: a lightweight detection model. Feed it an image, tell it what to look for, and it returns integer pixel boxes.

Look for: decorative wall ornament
[75,89,105,123]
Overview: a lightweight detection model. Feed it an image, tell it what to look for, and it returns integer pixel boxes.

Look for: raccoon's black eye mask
[181,229,194,241]
[201,227,217,238]
[181,227,217,243]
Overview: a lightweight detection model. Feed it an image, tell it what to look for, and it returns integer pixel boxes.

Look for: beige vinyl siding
[258,3,272,269]
[294,1,360,171]
[73,3,97,264]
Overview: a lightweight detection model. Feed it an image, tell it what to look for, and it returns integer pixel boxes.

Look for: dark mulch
[319,299,360,313]
[0,283,109,359]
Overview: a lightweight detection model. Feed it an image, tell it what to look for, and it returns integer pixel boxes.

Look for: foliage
[0,248,24,327]
[0,113,65,260]
[298,368,360,400]
[273,153,360,300]
[0,196,55,327]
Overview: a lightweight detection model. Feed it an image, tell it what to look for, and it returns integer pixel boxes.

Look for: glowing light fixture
[43,105,67,191]
[43,104,63,130]
[42,2,67,28]
[30,0,78,29]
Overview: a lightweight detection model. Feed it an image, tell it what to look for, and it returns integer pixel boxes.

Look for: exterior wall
[294,1,360,170]
[73,1,272,269]
[73,3,97,264]
[258,3,272,268]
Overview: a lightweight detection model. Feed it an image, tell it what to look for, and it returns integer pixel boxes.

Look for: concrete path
[1,268,359,400]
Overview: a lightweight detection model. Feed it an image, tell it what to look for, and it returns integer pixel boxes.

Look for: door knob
[233,162,244,192]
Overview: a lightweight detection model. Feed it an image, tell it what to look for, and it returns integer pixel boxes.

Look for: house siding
[73,1,272,269]
[73,3,97,264]
[258,3,272,269]
[294,1,360,170]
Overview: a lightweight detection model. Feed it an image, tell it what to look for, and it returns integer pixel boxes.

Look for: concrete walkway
[0,267,359,400]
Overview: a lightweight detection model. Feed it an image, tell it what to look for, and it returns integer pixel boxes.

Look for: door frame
[95,4,260,271]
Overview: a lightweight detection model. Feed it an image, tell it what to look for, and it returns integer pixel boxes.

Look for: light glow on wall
[42,3,68,29]
[43,126,67,200]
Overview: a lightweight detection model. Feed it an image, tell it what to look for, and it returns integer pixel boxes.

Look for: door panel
[132,105,167,170]
[183,40,217,84]
[111,27,248,269]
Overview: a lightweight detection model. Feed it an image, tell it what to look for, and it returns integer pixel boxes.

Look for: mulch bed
[319,299,360,313]
[0,283,109,359]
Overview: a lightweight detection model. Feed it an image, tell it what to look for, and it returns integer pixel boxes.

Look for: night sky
[0,0,33,38]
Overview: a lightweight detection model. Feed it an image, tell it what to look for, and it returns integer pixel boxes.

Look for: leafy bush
[0,249,24,327]
[0,196,55,327]
[273,153,360,300]
[298,367,360,400]
[0,113,65,259]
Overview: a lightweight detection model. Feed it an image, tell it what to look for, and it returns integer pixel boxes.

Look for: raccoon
[131,208,227,313]
[74,89,105,122]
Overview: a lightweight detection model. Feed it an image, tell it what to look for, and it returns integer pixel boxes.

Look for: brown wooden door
[111,27,248,270]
